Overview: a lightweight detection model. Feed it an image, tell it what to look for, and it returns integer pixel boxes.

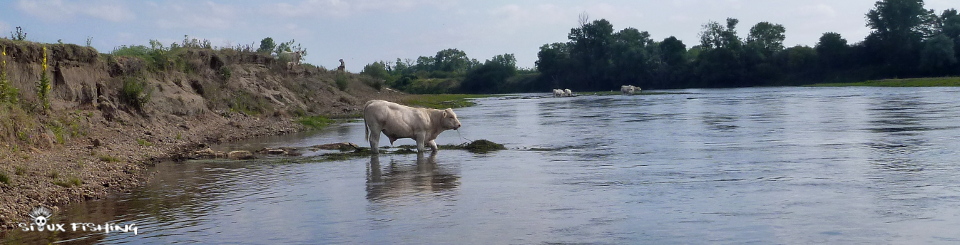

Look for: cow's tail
[362,100,375,143]
[364,121,371,142]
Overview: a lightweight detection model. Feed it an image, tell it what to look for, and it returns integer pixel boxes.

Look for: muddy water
[6,87,960,244]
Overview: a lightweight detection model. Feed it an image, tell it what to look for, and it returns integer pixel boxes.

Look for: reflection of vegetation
[807,77,960,87]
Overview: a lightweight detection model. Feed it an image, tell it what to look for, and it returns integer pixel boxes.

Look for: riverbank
[0,39,414,229]
[807,77,960,87]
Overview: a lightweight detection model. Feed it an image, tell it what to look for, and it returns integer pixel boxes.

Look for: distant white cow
[563,89,573,97]
[279,50,305,69]
[553,89,564,97]
[621,85,640,95]
[364,100,462,154]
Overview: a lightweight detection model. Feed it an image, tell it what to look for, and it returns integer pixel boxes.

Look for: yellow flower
[42,46,48,71]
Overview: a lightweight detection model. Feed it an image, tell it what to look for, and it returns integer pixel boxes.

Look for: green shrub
[119,76,152,110]
[335,74,349,91]
[15,166,25,175]
[218,66,232,81]
[0,172,9,184]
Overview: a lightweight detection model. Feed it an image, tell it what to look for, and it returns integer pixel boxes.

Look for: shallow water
[6,87,960,244]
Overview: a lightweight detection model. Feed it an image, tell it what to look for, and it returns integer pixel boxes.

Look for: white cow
[621,85,640,95]
[364,100,462,154]
[563,89,573,97]
[553,89,564,97]
[279,50,305,69]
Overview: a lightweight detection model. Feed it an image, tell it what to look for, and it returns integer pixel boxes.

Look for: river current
[5,87,960,244]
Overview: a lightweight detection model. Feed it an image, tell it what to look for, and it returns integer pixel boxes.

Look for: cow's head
[441,108,461,130]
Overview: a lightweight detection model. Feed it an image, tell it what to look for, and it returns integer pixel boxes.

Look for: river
[5,87,960,244]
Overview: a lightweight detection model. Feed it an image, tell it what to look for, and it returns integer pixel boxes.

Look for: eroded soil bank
[0,39,405,229]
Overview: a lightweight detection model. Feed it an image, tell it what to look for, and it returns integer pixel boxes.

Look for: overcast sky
[1,0,957,71]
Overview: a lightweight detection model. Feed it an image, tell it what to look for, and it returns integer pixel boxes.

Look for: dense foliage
[365,0,960,93]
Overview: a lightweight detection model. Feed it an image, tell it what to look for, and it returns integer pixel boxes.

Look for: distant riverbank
[807,77,960,87]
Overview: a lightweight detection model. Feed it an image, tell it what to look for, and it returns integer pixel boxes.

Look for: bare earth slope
[0,39,402,228]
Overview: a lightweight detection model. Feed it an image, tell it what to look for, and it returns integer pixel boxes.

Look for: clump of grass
[296,115,334,130]
[136,138,152,146]
[15,166,26,175]
[400,94,492,109]
[99,154,121,162]
[48,171,58,179]
[0,172,10,185]
[53,176,82,187]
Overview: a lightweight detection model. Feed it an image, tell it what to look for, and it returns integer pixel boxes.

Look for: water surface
[6,87,960,244]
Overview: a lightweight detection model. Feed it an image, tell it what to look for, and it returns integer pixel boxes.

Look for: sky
[1,0,957,72]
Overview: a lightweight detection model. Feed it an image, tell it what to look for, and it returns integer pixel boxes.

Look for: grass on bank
[400,94,494,109]
[807,77,960,87]
[297,115,335,130]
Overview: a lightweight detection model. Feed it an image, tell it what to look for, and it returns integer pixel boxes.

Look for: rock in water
[227,150,255,160]
[464,139,505,153]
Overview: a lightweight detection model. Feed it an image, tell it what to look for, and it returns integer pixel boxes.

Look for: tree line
[363,0,960,93]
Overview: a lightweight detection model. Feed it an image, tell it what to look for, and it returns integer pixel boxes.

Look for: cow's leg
[367,124,381,154]
[427,139,438,152]
[415,132,427,153]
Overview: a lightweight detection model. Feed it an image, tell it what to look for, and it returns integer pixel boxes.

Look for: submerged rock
[310,142,360,151]
[227,150,255,160]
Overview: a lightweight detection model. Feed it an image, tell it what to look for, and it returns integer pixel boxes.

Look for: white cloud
[264,0,451,18]
[154,1,238,30]
[799,4,837,18]
[16,0,134,22]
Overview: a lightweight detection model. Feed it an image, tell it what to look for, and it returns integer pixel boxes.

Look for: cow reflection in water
[366,153,460,201]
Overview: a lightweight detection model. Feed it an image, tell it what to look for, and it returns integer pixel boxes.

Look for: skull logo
[28,206,52,227]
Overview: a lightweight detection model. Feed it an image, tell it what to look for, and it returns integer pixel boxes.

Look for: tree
[746,22,786,57]
[699,18,743,50]
[568,18,615,90]
[433,48,472,74]
[938,9,960,61]
[361,61,393,84]
[611,28,654,88]
[865,0,935,74]
[919,34,957,74]
[535,42,572,88]
[816,32,850,69]
[461,54,518,93]
[657,36,690,88]
[697,18,746,87]
[257,37,276,54]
